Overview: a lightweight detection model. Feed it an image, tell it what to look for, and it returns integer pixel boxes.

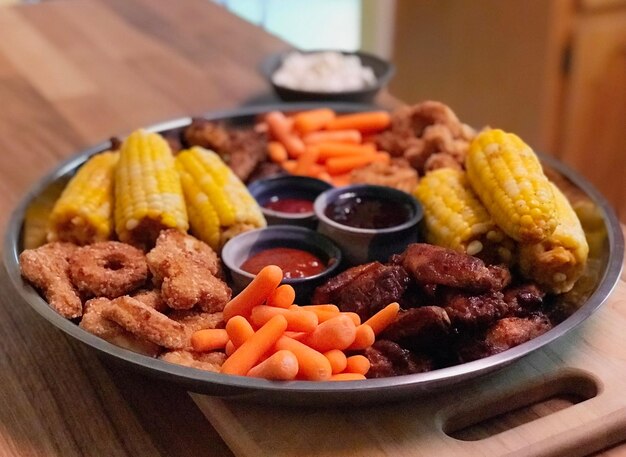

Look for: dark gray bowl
[315,184,423,265]
[248,175,332,229]
[3,103,624,406]
[221,225,341,302]
[260,50,395,103]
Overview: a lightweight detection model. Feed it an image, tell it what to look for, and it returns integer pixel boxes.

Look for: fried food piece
[380,306,451,350]
[69,241,148,298]
[160,350,226,373]
[183,118,230,151]
[80,297,161,357]
[349,159,419,194]
[168,310,225,332]
[423,152,463,172]
[364,340,433,378]
[457,313,553,362]
[102,295,187,349]
[19,242,82,318]
[312,262,411,320]
[398,243,511,291]
[443,291,514,329]
[132,289,168,313]
[146,230,231,311]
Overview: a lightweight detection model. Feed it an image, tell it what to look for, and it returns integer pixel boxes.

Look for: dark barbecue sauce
[241,247,325,279]
[325,194,412,229]
[264,197,314,214]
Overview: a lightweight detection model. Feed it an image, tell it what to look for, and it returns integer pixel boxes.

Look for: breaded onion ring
[69,241,148,298]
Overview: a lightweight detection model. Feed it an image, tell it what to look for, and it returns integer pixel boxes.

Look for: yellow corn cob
[414,168,514,264]
[47,151,119,245]
[175,146,266,250]
[519,182,589,294]
[115,130,188,248]
[466,129,557,243]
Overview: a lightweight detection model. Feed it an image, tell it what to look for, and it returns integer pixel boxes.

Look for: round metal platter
[4,103,624,405]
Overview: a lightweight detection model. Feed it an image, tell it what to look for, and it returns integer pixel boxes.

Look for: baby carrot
[298,304,340,313]
[267,141,288,163]
[345,355,371,375]
[266,284,296,309]
[302,314,357,352]
[221,315,288,376]
[275,336,332,381]
[317,171,332,184]
[284,331,307,341]
[281,160,297,173]
[331,173,352,187]
[191,329,229,352]
[250,305,318,333]
[292,305,337,324]
[323,349,347,374]
[364,302,400,335]
[247,350,299,380]
[329,373,366,381]
[316,142,376,162]
[347,324,375,350]
[341,312,361,326]
[222,265,283,321]
[266,111,306,158]
[293,108,336,134]
[293,146,319,176]
[225,340,235,356]
[303,129,362,145]
[326,111,391,133]
[225,315,255,348]
[325,152,389,175]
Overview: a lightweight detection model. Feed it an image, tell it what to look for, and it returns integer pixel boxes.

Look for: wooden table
[0,1,623,456]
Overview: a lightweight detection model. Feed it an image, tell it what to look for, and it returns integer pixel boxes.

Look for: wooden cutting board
[193,254,626,457]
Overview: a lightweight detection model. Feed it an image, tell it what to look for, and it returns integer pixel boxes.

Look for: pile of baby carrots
[263,108,392,187]
[190,265,400,381]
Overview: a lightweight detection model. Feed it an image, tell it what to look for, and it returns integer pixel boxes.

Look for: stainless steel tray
[3,103,624,405]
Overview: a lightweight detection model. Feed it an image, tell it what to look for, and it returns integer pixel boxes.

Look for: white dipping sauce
[272,51,377,92]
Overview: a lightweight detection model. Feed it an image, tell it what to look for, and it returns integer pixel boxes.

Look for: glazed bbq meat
[183,118,268,182]
[379,306,451,351]
[311,262,411,320]
[502,283,546,314]
[443,291,514,329]
[397,244,511,292]
[456,313,553,363]
[364,340,434,378]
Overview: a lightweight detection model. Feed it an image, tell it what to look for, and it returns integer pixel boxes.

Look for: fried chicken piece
[146,230,231,312]
[19,242,82,319]
[364,340,433,378]
[183,118,230,151]
[423,152,463,173]
[349,159,419,193]
[457,313,553,362]
[80,297,161,357]
[399,243,511,292]
[311,262,411,320]
[159,350,226,373]
[246,161,284,184]
[102,295,187,349]
[380,306,451,350]
[443,291,515,329]
[168,309,225,348]
[132,289,168,313]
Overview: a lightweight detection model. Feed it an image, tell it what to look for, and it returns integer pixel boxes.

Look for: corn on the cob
[114,130,188,248]
[466,129,557,243]
[414,168,514,264]
[47,151,118,245]
[519,182,589,294]
[175,146,266,250]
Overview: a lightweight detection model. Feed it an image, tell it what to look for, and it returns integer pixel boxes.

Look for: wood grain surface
[0,1,623,456]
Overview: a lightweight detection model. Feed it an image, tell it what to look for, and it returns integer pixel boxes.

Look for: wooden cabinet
[389,0,626,219]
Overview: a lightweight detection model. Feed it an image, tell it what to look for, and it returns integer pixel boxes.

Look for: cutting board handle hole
[443,370,599,441]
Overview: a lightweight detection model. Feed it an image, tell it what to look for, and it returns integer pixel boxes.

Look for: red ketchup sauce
[263,197,314,214]
[241,247,325,279]
[324,194,412,229]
